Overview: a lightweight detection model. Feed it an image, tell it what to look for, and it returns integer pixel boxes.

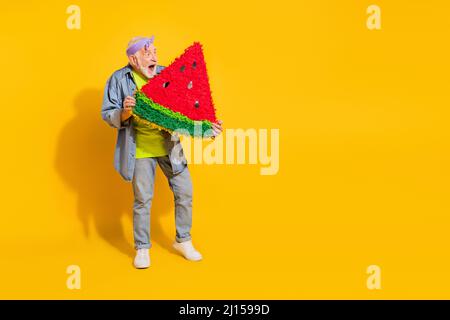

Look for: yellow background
[1,0,449,299]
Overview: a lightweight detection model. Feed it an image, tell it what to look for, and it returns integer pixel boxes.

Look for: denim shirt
[101,64,187,182]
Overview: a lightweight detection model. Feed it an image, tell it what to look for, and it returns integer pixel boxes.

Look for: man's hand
[121,95,136,122]
[211,120,223,138]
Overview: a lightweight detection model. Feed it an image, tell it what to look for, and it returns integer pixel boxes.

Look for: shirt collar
[124,63,134,75]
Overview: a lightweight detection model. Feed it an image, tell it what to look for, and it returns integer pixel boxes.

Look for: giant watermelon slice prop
[132,42,218,137]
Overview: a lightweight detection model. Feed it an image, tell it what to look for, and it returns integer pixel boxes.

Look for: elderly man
[101,36,223,268]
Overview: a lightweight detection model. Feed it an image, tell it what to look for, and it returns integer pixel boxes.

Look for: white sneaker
[173,240,203,261]
[134,248,150,269]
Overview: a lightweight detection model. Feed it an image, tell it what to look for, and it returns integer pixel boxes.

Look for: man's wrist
[121,111,131,122]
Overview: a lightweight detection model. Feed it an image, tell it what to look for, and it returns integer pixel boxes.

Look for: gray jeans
[132,156,193,249]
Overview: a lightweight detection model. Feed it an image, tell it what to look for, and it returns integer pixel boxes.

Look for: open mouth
[148,64,156,73]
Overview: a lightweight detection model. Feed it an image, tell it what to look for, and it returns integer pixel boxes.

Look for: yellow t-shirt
[131,70,168,158]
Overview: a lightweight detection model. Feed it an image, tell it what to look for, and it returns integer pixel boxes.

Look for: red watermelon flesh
[141,42,217,123]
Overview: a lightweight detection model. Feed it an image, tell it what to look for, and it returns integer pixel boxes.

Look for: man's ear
[128,55,137,67]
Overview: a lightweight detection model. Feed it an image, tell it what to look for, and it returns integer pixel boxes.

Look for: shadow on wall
[54,88,174,258]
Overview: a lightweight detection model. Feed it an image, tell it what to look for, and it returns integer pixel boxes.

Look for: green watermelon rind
[133,91,214,137]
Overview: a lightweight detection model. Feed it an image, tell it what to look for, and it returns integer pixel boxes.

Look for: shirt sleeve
[101,74,131,129]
